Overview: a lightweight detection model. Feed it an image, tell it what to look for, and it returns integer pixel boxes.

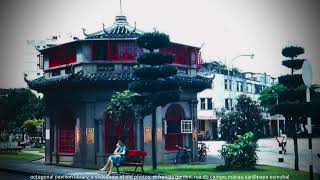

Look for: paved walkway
[203,138,320,173]
[1,138,318,179]
[0,160,175,180]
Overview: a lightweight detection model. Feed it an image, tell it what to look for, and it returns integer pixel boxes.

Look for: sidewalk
[0,160,171,180]
[204,138,320,173]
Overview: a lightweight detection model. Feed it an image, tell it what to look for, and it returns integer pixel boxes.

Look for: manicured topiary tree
[276,46,307,171]
[129,31,180,169]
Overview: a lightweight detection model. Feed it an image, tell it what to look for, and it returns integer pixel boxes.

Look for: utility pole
[302,60,313,180]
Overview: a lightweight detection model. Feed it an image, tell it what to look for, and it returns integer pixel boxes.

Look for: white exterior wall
[197,71,276,138]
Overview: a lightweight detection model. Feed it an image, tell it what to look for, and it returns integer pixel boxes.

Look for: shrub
[218,132,258,170]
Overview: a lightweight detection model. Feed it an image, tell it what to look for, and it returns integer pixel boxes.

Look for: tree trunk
[152,107,157,170]
[140,118,144,151]
[21,128,25,141]
[293,118,299,170]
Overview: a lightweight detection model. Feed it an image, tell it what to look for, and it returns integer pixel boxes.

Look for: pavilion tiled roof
[25,71,212,93]
[83,16,143,39]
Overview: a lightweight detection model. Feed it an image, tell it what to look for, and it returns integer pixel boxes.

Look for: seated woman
[100,138,127,176]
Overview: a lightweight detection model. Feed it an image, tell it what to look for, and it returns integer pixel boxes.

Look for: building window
[225,98,233,111]
[181,120,193,133]
[225,99,229,110]
[127,46,133,58]
[117,43,138,60]
[224,79,228,90]
[255,84,262,94]
[93,42,107,60]
[247,83,252,93]
[237,81,243,92]
[229,80,232,90]
[200,98,206,110]
[119,45,126,58]
[49,46,76,68]
[199,120,205,132]
[58,128,75,154]
[207,98,213,110]
[37,54,44,69]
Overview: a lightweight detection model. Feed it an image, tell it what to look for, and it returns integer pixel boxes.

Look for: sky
[0,0,319,88]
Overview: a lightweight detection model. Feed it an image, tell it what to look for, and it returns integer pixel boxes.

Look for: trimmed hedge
[134,65,177,79]
[137,32,170,51]
[128,79,179,93]
[219,132,258,170]
[274,102,309,117]
[282,59,305,70]
[137,52,174,65]
[282,46,305,58]
[278,74,304,89]
[278,86,306,102]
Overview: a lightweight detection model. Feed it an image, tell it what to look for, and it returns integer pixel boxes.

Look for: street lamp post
[302,60,313,180]
[227,54,254,111]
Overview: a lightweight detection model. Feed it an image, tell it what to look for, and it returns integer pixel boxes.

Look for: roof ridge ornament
[82,28,89,37]
[133,22,136,33]
[24,73,30,83]
[102,23,110,35]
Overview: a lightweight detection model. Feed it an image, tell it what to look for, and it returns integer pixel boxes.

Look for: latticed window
[117,43,139,60]
[58,128,75,154]
[181,120,193,133]
[119,45,126,58]
[92,42,107,60]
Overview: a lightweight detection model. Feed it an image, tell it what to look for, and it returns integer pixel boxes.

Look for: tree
[0,88,44,142]
[218,132,258,170]
[106,90,137,122]
[106,90,137,142]
[219,112,241,143]
[275,46,307,170]
[0,95,14,144]
[129,31,180,169]
[23,119,43,139]
[219,95,266,143]
[259,84,286,110]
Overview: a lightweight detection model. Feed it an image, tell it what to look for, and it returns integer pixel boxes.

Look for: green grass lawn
[0,151,43,162]
[118,164,319,180]
[24,147,45,153]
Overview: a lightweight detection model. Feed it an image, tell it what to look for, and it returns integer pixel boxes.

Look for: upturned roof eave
[26,72,212,93]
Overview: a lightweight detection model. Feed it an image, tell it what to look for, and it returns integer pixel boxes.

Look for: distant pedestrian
[281,133,287,154]
[276,131,287,154]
